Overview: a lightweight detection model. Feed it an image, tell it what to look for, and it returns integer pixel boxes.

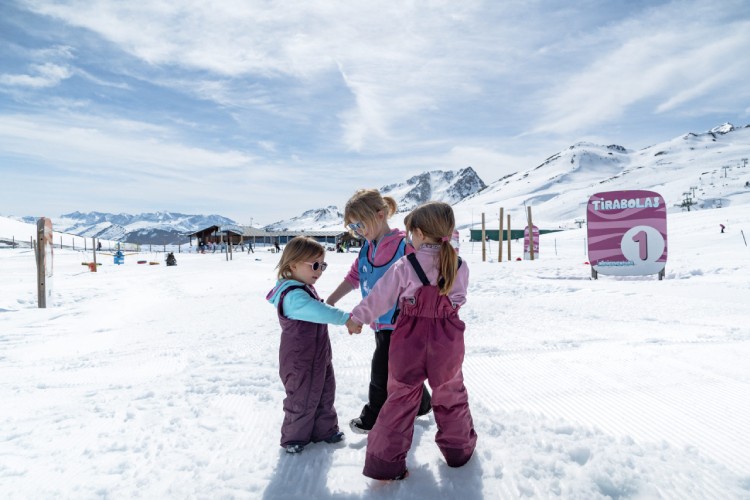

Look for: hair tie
[441,236,451,242]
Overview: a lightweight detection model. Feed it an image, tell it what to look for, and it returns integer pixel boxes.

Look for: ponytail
[404,201,458,295]
[438,239,458,295]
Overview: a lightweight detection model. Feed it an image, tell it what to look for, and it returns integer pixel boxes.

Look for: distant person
[248,240,254,254]
[720,223,726,233]
[166,252,177,266]
[325,188,431,435]
[97,241,102,251]
[266,236,352,453]
[347,201,476,480]
[274,240,281,253]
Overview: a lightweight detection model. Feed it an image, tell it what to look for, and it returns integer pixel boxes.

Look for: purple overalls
[276,286,339,447]
[363,254,477,479]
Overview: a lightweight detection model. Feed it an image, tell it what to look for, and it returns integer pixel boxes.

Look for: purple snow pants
[363,285,477,479]
[277,291,339,447]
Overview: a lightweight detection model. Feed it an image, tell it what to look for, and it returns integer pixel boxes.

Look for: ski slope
[0,206,749,498]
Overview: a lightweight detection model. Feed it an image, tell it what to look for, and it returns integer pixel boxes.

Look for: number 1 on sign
[632,230,648,261]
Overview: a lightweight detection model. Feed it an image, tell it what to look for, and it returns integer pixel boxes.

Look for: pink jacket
[351,245,468,326]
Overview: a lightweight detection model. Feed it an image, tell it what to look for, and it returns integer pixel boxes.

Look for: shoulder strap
[277,285,316,317]
[407,254,463,288]
[406,253,430,286]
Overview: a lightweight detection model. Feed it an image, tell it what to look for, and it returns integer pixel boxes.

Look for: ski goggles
[304,261,328,271]
[347,221,365,233]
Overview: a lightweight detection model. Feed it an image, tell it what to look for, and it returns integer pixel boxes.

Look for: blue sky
[1,0,749,225]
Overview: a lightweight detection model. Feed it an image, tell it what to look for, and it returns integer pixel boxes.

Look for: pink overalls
[363,254,477,479]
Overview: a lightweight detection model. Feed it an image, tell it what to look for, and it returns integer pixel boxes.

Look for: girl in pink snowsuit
[348,201,477,480]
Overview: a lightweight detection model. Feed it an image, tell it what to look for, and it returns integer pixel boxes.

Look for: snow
[452,126,750,231]
[1,205,749,499]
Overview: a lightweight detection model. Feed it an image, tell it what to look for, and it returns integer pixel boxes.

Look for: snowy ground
[1,207,749,499]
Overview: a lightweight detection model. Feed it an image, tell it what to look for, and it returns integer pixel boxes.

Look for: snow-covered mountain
[263,206,344,232]
[8,123,750,240]
[451,123,750,230]
[19,211,237,245]
[380,167,487,211]
[263,167,487,231]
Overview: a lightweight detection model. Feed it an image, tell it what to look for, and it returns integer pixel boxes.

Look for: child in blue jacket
[266,236,354,453]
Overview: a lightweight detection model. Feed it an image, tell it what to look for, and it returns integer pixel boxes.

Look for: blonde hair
[343,189,398,236]
[275,237,325,280]
[403,201,458,295]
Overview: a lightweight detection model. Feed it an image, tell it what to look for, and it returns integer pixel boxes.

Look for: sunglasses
[303,261,328,271]
[347,221,365,233]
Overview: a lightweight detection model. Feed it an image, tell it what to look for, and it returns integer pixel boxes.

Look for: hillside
[452,124,750,230]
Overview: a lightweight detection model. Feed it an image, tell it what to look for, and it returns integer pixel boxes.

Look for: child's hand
[345,317,362,335]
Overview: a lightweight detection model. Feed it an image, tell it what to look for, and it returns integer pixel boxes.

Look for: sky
[1,0,750,226]
[1,204,749,498]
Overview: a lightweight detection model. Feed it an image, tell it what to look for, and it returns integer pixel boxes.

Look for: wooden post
[527,206,535,261]
[498,208,504,262]
[92,237,97,271]
[506,214,513,260]
[36,219,49,308]
[481,213,486,262]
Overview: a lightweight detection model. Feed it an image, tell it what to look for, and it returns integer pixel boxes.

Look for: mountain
[263,167,488,231]
[264,206,344,232]
[450,123,750,230]
[10,123,749,240]
[20,211,238,245]
[380,167,487,211]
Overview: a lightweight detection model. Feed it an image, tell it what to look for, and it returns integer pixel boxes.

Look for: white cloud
[532,5,750,135]
[0,62,72,88]
[0,113,255,177]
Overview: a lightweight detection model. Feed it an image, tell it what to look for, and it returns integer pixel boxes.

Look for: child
[266,236,349,453]
[347,201,477,480]
[326,189,432,434]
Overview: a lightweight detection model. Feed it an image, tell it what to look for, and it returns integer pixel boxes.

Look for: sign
[524,225,539,260]
[36,218,54,307]
[587,190,667,277]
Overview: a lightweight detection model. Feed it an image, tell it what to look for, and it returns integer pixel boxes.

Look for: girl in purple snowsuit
[266,237,350,454]
[348,201,477,480]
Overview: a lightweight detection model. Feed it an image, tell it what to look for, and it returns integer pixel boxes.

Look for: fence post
[507,214,511,261]
[92,237,97,272]
[481,213,486,261]
[498,208,504,262]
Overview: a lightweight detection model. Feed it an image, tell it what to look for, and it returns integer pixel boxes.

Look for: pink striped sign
[524,225,539,259]
[586,190,667,276]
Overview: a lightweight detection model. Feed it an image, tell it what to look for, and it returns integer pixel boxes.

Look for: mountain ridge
[8,122,750,240]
